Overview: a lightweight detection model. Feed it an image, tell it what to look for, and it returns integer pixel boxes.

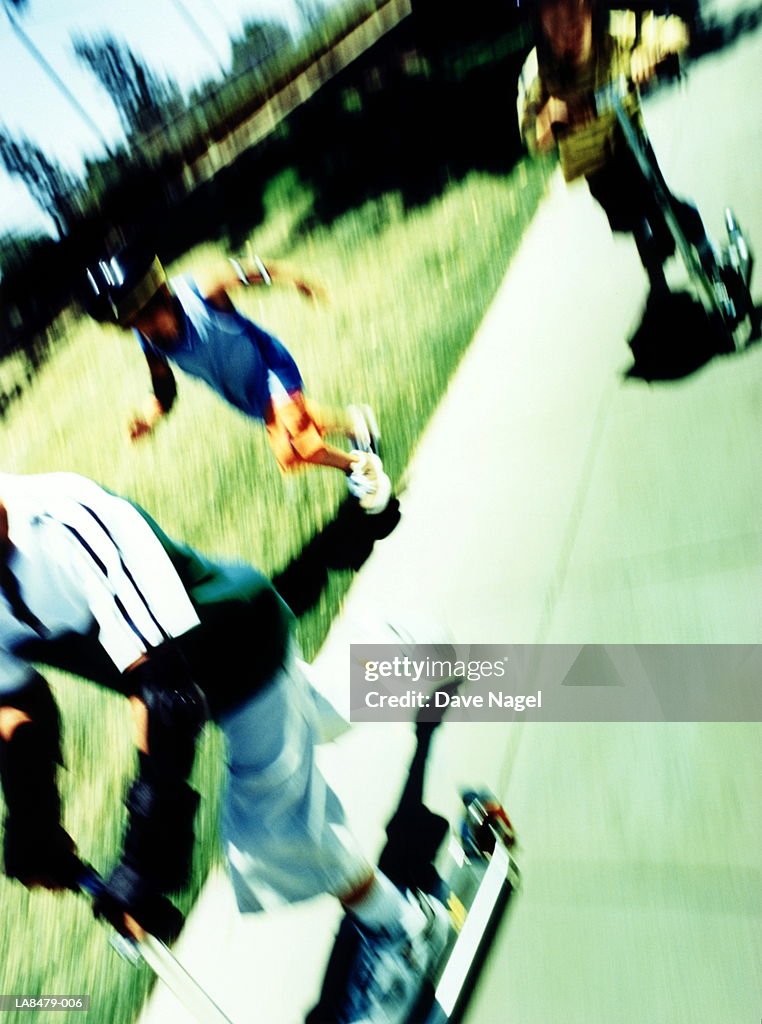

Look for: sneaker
[340,891,451,1024]
[347,451,392,515]
[347,404,381,457]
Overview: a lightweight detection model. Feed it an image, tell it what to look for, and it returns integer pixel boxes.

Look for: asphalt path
[138,19,762,1024]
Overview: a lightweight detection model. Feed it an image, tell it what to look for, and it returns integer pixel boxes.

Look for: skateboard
[412,792,519,1024]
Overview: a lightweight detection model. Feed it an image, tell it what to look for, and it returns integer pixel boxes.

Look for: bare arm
[630,14,689,84]
[518,49,556,154]
[200,256,329,311]
[129,347,177,442]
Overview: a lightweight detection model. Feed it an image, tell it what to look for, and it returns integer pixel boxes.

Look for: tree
[0,129,81,235]
[230,19,293,79]
[294,0,327,34]
[0,228,46,276]
[73,34,185,140]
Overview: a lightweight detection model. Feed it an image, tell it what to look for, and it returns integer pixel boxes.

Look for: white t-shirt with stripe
[0,472,200,695]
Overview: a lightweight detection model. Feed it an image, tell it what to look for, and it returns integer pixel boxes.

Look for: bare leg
[267,392,359,473]
[302,443,357,472]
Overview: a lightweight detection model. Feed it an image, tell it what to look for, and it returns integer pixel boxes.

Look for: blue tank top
[137,276,303,421]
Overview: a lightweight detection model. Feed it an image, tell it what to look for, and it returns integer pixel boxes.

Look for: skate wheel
[461,791,516,855]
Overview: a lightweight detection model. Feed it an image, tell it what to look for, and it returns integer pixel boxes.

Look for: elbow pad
[0,721,61,824]
[0,676,80,889]
[128,644,208,780]
[0,673,62,765]
[0,674,63,818]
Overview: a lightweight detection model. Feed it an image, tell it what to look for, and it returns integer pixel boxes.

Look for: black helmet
[84,245,167,325]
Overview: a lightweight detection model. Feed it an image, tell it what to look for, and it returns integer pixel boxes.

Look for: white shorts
[218,651,369,913]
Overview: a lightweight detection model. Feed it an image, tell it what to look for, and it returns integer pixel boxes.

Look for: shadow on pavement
[272,496,401,617]
[624,290,738,381]
[305,679,459,1024]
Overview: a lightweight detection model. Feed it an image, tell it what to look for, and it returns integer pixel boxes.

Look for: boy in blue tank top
[85,248,391,514]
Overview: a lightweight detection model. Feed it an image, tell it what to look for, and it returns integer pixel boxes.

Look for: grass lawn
[0,159,549,1024]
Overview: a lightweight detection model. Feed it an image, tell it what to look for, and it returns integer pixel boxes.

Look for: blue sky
[0,0,313,238]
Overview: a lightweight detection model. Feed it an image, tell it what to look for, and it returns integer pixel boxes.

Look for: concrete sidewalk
[138,26,762,1024]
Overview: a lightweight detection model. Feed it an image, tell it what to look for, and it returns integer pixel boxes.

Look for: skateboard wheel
[460,791,516,855]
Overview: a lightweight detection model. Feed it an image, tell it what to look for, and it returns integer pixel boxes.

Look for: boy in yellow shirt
[518,0,714,293]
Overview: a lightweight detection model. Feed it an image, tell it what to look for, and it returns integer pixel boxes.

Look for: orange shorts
[265,391,326,472]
